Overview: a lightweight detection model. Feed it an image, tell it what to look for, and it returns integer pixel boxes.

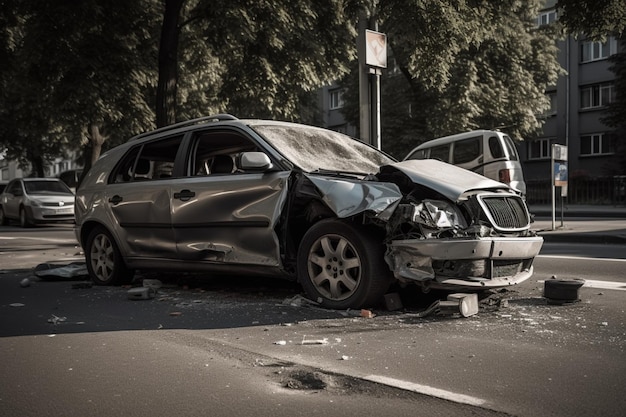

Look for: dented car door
[171,171,290,265]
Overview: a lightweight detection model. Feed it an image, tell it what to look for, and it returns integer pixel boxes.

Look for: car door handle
[109,195,123,205]
[174,189,195,201]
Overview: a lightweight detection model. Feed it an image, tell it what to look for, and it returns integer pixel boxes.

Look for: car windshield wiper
[309,168,368,178]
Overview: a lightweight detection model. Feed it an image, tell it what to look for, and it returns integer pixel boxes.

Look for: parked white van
[404,130,526,196]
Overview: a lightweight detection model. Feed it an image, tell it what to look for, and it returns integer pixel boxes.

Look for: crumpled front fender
[306,175,402,220]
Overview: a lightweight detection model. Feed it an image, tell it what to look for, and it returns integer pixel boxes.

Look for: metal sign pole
[551,145,556,230]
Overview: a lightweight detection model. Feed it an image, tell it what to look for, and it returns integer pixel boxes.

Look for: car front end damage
[305,159,543,292]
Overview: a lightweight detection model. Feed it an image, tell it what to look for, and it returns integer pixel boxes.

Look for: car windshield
[24,180,73,195]
[252,123,395,174]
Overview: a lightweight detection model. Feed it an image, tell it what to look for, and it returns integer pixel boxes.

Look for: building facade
[520,1,623,184]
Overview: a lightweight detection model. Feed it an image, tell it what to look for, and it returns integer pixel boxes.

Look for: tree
[0,1,159,174]
[1,1,365,172]
[341,0,562,159]
[556,0,626,40]
[174,0,362,121]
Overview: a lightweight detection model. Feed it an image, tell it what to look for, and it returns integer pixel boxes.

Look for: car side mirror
[239,152,273,171]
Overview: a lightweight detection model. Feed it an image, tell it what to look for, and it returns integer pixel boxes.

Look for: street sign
[365,30,387,68]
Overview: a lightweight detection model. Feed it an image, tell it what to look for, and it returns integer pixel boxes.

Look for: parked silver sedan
[75,116,543,309]
[0,178,75,227]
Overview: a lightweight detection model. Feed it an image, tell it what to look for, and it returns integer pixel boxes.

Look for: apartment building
[520,1,623,182]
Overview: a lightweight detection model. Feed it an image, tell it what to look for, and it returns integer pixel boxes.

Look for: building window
[528,138,552,160]
[537,10,557,26]
[580,37,618,63]
[329,89,344,110]
[580,133,614,156]
[580,83,614,109]
[541,92,557,117]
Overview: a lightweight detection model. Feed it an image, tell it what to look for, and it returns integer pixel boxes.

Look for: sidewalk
[528,204,626,244]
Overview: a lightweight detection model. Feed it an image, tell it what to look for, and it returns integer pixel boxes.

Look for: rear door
[171,128,289,266]
[105,135,184,258]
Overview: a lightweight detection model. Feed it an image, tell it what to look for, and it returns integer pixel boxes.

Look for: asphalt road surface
[0,223,624,417]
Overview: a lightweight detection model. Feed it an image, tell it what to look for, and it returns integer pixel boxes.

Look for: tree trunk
[89,123,105,170]
[156,0,185,128]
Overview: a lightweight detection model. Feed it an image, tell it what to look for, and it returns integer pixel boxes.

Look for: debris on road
[300,336,329,345]
[48,315,67,325]
[127,287,156,300]
[34,262,88,279]
[19,278,30,287]
[282,294,320,307]
[274,340,287,345]
[544,277,585,305]
[142,279,162,290]
[360,309,375,318]
[383,292,403,311]
[9,303,25,307]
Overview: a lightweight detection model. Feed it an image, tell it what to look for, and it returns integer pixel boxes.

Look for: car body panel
[306,175,402,219]
[171,171,290,265]
[105,180,176,257]
[386,235,543,287]
[385,159,509,201]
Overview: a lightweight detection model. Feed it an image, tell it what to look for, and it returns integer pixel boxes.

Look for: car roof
[21,177,63,181]
[128,115,321,143]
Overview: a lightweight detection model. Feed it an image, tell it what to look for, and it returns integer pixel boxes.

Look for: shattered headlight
[413,200,467,229]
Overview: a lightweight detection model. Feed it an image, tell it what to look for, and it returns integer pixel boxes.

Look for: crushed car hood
[383,159,510,201]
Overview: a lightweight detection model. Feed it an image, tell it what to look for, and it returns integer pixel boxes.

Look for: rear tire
[297,219,393,309]
[85,226,134,285]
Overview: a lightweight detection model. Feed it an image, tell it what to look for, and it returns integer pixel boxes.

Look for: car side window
[489,136,505,159]
[453,137,481,164]
[112,136,183,183]
[188,130,260,176]
[429,144,450,162]
[7,181,21,195]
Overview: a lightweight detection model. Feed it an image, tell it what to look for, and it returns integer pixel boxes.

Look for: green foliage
[188,0,360,120]
[1,0,568,173]
[556,0,626,40]
[341,0,563,159]
[0,0,159,172]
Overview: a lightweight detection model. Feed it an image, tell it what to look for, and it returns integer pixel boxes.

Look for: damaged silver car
[75,115,543,309]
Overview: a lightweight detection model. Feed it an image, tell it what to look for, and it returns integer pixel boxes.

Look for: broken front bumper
[386,236,544,289]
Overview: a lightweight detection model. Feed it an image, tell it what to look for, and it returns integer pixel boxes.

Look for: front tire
[297,219,392,309]
[85,226,134,285]
[19,207,32,228]
[0,207,7,226]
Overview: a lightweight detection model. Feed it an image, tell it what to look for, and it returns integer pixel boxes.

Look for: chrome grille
[478,194,530,231]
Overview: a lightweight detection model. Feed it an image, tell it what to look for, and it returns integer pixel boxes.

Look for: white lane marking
[538,254,626,263]
[363,374,486,406]
[0,236,75,243]
[582,280,626,291]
